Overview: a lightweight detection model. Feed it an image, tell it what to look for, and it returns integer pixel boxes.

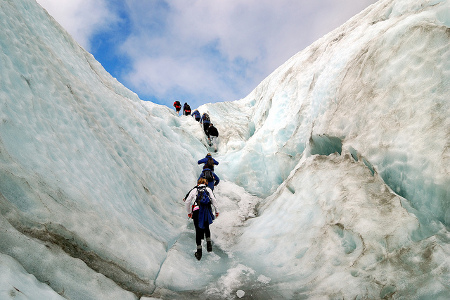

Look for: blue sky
[36,0,377,109]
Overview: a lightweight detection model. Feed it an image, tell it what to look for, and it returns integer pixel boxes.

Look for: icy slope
[196,0,450,298]
[0,0,206,298]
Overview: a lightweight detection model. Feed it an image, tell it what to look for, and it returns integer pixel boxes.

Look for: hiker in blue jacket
[185,178,219,260]
[191,110,201,122]
[198,153,219,171]
[198,167,220,191]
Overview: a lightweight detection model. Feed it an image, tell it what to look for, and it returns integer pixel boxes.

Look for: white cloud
[36,0,118,50]
[36,0,378,106]
[119,0,377,105]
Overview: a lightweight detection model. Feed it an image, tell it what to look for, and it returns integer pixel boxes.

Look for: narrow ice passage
[1,0,449,299]
[148,120,263,297]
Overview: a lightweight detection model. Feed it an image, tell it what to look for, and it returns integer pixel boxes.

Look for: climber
[185,178,219,260]
[198,153,219,171]
[200,112,211,134]
[198,167,220,191]
[173,101,181,116]
[183,103,191,116]
[206,123,219,148]
[191,110,201,122]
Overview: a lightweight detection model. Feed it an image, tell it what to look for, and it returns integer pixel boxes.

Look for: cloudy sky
[36,0,377,108]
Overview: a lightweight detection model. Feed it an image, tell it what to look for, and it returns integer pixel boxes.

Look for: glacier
[0,0,449,299]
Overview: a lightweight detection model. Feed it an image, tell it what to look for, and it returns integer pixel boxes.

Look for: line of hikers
[183,153,220,260]
[173,101,219,151]
[173,101,192,117]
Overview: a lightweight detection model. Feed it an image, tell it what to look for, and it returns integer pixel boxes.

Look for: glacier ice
[0,0,449,299]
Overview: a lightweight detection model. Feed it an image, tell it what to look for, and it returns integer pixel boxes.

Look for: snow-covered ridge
[0,0,449,299]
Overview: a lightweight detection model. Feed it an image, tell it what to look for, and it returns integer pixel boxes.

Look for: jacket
[201,114,210,124]
[192,110,200,118]
[198,155,219,167]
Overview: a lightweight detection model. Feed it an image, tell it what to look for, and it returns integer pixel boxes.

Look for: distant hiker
[198,153,219,171]
[185,178,219,260]
[192,110,201,122]
[173,101,181,115]
[207,123,219,148]
[183,103,191,116]
[200,113,211,134]
[198,167,220,191]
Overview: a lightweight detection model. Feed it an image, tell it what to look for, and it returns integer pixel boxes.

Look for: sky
[35,0,378,108]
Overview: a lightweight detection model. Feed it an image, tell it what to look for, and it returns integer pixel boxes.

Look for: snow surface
[0,0,449,299]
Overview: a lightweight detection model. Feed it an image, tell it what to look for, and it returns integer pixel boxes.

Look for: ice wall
[198,0,450,297]
[0,0,206,298]
[207,0,449,225]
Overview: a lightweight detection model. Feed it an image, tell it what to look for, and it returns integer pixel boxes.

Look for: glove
[215,212,219,217]
[188,213,192,219]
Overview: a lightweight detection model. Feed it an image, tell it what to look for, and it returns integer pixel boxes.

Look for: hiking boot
[207,241,212,252]
[195,249,202,260]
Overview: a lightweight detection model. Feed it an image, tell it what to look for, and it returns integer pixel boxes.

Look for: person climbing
[182,153,217,201]
[200,112,211,134]
[173,101,181,115]
[191,110,201,122]
[183,103,191,116]
[185,178,219,260]
[198,153,219,171]
[198,166,220,191]
[207,123,219,149]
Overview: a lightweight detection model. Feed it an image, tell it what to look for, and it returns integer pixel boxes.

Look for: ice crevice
[150,233,185,296]
[308,134,343,156]
[1,210,153,298]
[305,134,376,176]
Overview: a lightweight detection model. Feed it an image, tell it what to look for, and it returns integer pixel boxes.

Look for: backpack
[203,113,210,121]
[174,101,181,108]
[196,186,210,206]
[202,169,214,182]
[185,104,191,113]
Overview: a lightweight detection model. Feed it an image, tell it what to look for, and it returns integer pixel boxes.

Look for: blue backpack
[196,186,211,206]
[196,186,214,229]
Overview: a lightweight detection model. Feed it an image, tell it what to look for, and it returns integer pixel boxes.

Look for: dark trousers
[192,210,210,246]
[203,123,210,134]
